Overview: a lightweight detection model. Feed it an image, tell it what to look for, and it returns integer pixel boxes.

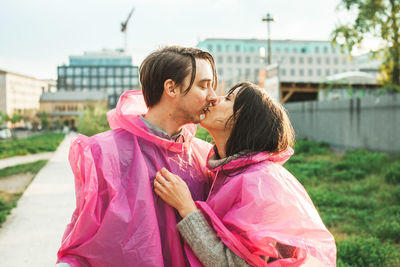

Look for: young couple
[57,46,336,267]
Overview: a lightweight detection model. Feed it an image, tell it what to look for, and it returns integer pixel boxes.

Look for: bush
[385,162,400,184]
[394,186,400,204]
[337,150,387,174]
[374,220,400,243]
[337,237,400,266]
[195,127,213,143]
[331,169,366,181]
[293,139,331,155]
[285,159,332,184]
[77,105,110,136]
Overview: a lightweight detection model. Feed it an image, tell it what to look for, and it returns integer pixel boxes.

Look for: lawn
[0,160,48,227]
[195,128,400,266]
[0,132,65,159]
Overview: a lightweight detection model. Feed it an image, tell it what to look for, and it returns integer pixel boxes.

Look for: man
[57,46,218,266]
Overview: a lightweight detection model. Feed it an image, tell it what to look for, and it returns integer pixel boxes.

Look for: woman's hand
[154,168,197,218]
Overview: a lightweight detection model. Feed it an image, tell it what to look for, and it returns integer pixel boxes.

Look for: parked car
[0,127,12,139]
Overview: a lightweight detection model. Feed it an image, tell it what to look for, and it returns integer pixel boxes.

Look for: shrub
[374,220,400,243]
[394,186,400,204]
[331,169,366,181]
[337,237,400,266]
[77,105,110,136]
[293,139,331,155]
[385,162,400,184]
[337,150,387,173]
[195,127,213,143]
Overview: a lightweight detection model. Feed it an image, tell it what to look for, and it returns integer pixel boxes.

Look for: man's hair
[139,46,217,107]
[225,82,295,157]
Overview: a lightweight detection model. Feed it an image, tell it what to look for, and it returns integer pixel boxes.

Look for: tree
[331,0,400,90]
[77,105,110,136]
[39,112,49,130]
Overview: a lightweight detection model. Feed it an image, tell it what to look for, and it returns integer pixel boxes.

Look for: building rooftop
[202,38,331,43]
[40,91,108,102]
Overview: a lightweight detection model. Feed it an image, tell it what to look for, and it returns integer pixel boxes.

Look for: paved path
[0,133,76,267]
[0,152,54,169]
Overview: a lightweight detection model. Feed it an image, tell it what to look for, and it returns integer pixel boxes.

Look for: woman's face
[200,88,238,132]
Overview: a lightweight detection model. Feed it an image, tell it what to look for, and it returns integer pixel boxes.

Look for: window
[325,69,330,76]
[299,57,304,64]
[75,68,81,75]
[245,68,250,78]
[308,69,313,76]
[245,56,250,63]
[218,56,224,64]
[83,67,89,75]
[324,46,328,53]
[315,47,319,53]
[99,78,106,86]
[254,69,259,80]
[227,56,232,63]
[236,56,241,63]
[74,77,81,86]
[235,45,240,52]
[284,48,289,53]
[115,68,122,76]
[308,57,313,64]
[334,58,339,64]
[317,69,322,76]
[123,77,130,85]
[317,57,321,64]
[58,68,65,76]
[107,77,114,86]
[290,69,295,76]
[301,48,306,53]
[290,57,295,64]
[276,48,280,53]
[293,48,297,53]
[124,68,131,76]
[207,45,213,52]
[217,44,222,52]
[91,78,98,86]
[334,69,339,74]
[325,58,330,64]
[281,68,286,76]
[90,68,97,76]
[226,45,231,52]
[299,69,304,76]
[107,68,114,76]
[218,68,224,75]
[250,47,255,52]
[131,77,138,85]
[99,67,106,76]
[82,78,89,86]
[67,68,73,76]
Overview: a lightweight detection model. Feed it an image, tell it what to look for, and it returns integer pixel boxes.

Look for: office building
[57,49,139,107]
[197,38,357,89]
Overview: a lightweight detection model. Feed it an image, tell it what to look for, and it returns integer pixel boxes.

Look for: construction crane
[121,7,135,53]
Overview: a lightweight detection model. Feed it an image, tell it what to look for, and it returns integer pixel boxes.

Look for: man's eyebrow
[198,78,212,83]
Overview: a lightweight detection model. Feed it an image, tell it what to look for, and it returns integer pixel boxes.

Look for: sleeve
[177,210,251,267]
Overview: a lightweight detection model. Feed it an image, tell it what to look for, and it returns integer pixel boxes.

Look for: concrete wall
[284,93,400,154]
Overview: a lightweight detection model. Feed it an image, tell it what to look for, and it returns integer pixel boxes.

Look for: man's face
[175,58,217,124]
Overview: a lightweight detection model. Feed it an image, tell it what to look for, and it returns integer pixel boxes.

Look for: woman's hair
[225,81,295,157]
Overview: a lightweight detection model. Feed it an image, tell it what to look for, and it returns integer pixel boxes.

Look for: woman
[154,82,336,266]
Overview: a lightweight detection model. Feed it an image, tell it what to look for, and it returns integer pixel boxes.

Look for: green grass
[0,160,48,227]
[0,160,48,178]
[285,139,400,266]
[0,132,65,159]
[195,127,214,143]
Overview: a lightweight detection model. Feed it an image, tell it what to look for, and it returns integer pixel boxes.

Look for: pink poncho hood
[190,148,337,267]
[57,90,212,267]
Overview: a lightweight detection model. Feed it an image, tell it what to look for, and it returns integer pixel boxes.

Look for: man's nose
[207,88,218,106]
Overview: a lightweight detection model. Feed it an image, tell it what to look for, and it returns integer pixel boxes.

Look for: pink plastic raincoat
[188,149,336,267]
[57,90,212,267]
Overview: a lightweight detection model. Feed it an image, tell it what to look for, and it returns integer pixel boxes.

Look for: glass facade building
[57,50,139,107]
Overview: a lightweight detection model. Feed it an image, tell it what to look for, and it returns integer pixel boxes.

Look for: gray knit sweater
[177,210,251,267]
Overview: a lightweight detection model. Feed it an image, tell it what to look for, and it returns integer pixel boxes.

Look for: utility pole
[262,13,274,65]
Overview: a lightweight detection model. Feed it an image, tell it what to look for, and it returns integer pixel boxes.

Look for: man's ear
[164,79,177,97]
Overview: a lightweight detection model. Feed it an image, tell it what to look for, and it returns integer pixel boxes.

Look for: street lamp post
[262,13,274,65]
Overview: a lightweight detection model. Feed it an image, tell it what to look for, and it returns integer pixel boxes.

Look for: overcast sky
[1,0,354,80]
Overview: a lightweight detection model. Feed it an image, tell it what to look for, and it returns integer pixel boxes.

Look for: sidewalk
[0,152,54,169]
[0,133,77,266]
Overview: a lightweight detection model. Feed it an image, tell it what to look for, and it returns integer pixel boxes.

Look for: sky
[0,0,356,80]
